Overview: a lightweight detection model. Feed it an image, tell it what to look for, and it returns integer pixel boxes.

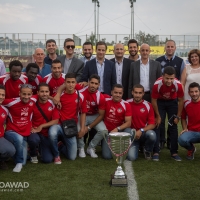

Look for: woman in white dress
[181,49,200,100]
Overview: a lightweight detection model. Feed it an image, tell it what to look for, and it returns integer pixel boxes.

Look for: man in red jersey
[27,83,60,164]
[24,63,42,94]
[178,82,200,160]
[3,84,37,172]
[43,59,65,96]
[151,66,184,161]
[48,73,87,160]
[77,74,108,158]
[0,60,28,98]
[0,85,16,170]
[102,84,132,159]
[127,84,156,160]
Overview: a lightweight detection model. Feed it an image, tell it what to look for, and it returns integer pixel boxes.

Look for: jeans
[127,130,156,161]
[153,99,178,154]
[0,137,16,161]
[48,124,77,160]
[27,133,54,163]
[178,131,200,150]
[77,114,108,149]
[102,128,133,160]
[4,131,27,165]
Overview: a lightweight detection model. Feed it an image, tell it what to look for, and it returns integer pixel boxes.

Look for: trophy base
[110,174,128,187]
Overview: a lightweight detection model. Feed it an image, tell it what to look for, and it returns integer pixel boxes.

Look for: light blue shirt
[80,55,95,66]
[96,59,105,92]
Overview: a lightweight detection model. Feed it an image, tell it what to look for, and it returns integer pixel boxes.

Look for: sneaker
[152,154,159,161]
[186,147,196,160]
[13,163,22,173]
[54,156,62,164]
[0,161,8,170]
[87,147,98,158]
[79,148,86,158]
[171,154,182,161]
[31,156,38,163]
[144,151,151,160]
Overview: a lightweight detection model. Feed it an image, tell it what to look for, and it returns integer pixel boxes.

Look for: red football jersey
[182,100,200,132]
[79,86,105,115]
[59,90,87,123]
[0,73,28,98]
[32,100,59,136]
[43,73,65,96]
[0,105,8,138]
[3,97,37,136]
[28,74,42,95]
[127,99,155,130]
[104,97,132,132]
[151,77,184,100]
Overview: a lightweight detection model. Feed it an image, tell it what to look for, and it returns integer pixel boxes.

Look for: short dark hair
[188,82,200,92]
[51,59,62,67]
[128,39,139,47]
[64,38,74,47]
[65,73,76,80]
[132,84,144,92]
[9,60,23,71]
[188,49,200,64]
[163,66,176,76]
[112,84,124,91]
[83,41,93,49]
[38,82,50,91]
[96,41,107,50]
[26,63,39,73]
[165,40,176,46]
[46,39,56,47]
[0,84,5,91]
[89,74,100,83]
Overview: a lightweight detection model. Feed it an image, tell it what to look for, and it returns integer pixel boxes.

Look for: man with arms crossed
[178,82,200,160]
[127,84,156,160]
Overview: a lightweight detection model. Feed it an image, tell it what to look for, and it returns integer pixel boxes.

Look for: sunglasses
[65,45,75,49]
[21,84,33,89]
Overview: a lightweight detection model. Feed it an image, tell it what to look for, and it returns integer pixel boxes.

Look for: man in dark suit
[110,43,132,100]
[80,41,116,96]
[58,38,84,82]
[128,43,162,102]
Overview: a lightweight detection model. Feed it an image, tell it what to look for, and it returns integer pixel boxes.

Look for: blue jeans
[102,128,133,160]
[27,133,55,163]
[0,137,16,161]
[178,131,200,150]
[4,131,27,165]
[77,114,108,149]
[153,99,178,154]
[48,125,77,160]
[127,130,156,161]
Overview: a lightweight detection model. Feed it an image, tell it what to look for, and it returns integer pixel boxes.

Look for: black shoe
[167,143,171,150]
[159,142,165,149]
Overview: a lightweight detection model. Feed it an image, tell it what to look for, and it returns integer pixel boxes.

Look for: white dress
[184,64,200,100]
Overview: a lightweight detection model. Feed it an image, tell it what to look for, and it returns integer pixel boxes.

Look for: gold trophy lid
[109,132,131,137]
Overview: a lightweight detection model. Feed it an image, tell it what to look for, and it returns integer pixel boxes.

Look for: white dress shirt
[140,59,150,92]
[115,58,123,85]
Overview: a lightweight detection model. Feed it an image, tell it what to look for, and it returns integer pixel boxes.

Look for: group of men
[0,38,199,173]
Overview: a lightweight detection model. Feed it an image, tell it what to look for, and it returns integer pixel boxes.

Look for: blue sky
[0,0,199,37]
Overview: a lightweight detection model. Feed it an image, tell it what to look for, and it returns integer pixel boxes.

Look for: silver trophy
[108,132,132,187]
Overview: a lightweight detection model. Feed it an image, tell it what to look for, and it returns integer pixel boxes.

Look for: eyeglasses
[21,84,33,89]
[65,45,75,49]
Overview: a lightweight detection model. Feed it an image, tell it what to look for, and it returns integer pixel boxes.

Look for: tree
[135,31,159,46]
[86,32,97,45]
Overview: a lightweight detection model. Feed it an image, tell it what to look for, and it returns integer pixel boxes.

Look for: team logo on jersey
[109,107,116,115]
[18,84,22,88]
[140,108,145,113]
[171,89,175,92]
[32,86,36,89]
[48,106,53,111]
[29,102,33,106]
[117,108,122,113]
[21,107,29,116]
[1,113,6,118]
[75,99,78,103]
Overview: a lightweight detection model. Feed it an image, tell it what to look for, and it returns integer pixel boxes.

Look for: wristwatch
[87,126,91,131]
[140,128,144,133]
[117,127,121,132]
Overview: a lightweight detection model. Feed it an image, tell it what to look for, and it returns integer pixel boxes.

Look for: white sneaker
[31,156,38,163]
[87,147,98,158]
[79,148,86,158]
[13,163,22,173]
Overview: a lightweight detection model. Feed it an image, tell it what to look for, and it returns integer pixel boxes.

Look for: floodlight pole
[97,1,100,42]
[129,0,136,39]
[92,0,97,44]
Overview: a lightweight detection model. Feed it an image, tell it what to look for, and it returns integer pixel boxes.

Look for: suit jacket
[110,57,132,100]
[81,58,116,95]
[128,59,162,98]
[57,55,84,82]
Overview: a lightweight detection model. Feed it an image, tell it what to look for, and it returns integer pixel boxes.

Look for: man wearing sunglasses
[58,38,84,82]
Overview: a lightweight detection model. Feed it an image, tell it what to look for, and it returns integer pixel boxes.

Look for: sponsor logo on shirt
[21,107,29,117]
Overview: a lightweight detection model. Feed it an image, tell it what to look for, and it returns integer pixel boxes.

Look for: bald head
[114,43,125,60]
[33,48,45,64]
[139,43,150,60]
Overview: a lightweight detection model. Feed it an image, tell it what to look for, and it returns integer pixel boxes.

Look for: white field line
[124,160,139,200]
